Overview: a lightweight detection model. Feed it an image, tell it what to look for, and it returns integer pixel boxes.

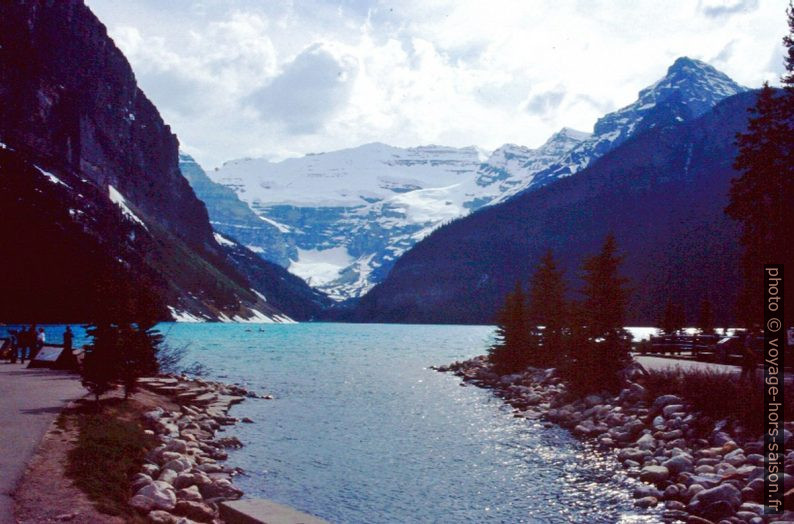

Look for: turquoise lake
[156,322,659,524]
[0,322,661,522]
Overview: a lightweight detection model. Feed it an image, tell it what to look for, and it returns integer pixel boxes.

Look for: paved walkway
[0,362,84,524]
[636,355,793,383]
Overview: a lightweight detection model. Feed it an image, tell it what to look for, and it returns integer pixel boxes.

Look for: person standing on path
[63,326,72,354]
[36,327,45,355]
[19,327,33,363]
[739,328,758,385]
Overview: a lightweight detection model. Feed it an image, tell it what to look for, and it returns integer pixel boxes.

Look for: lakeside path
[0,362,84,524]
[637,355,794,383]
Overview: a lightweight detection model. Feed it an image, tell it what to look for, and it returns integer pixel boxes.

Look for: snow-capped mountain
[196,57,746,301]
[488,57,748,204]
[201,134,587,300]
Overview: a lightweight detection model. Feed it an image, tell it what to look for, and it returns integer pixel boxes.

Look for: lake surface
[155,322,659,524]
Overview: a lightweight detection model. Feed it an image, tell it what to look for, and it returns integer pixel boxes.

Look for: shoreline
[435,356,794,523]
[128,374,269,523]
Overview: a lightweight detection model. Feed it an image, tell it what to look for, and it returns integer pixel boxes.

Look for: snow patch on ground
[108,185,148,230]
[259,215,292,233]
[386,184,464,224]
[36,166,70,188]
[213,232,236,247]
[168,307,207,323]
[288,246,353,287]
[219,307,296,324]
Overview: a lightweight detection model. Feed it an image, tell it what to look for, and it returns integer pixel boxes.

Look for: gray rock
[635,496,658,508]
[159,451,182,464]
[130,494,155,513]
[685,484,705,500]
[198,478,242,500]
[663,455,693,475]
[141,463,160,477]
[636,433,656,450]
[177,485,203,502]
[163,457,193,474]
[711,431,732,446]
[665,500,686,510]
[633,485,663,499]
[619,448,648,463]
[174,500,215,523]
[663,484,681,500]
[662,404,685,417]
[147,510,178,524]
[661,509,689,520]
[159,469,178,485]
[173,473,196,490]
[143,408,165,424]
[165,439,189,454]
[688,483,741,519]
[640,465,670,484]
[136,481,177,511]
[653,395,683,409]
[131,473,153,492]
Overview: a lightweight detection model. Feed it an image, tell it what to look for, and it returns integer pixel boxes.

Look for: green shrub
[641,369,794,434]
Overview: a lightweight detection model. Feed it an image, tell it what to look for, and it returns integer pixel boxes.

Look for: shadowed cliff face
[0,1,327,322]
[0,0,214,250]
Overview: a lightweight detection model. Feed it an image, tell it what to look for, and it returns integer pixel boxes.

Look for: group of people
[2,325,72,364]
[4,325,47,363]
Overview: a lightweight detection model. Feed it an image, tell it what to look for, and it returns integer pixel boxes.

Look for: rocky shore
[127,376,268,524]
[435,356,794,524]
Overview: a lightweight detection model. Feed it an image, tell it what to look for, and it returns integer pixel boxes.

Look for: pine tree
[696,298,715,335]
[81,323,120,402]
[564,235,632,393]
[118,321,163,399]
[660,300,686,335]
[489,281,530,374]
[726,4,794,327]
[527,250,567,367]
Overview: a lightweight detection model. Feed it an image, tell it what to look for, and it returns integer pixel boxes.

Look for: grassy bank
[641,368,794,434]
[64,399,155,520]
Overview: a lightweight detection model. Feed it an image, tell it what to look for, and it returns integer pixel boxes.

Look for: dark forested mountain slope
[0,1,324,322]
[354,91,758,326]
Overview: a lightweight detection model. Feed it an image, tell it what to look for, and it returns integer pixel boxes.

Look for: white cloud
[247,43,358,134]
[86,0,789,168]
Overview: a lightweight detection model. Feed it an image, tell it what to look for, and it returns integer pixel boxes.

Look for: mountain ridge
[196,56,747,301]
[351,89,757,325]
[0,0,324,322]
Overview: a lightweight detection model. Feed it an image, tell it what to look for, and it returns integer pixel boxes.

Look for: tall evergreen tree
[489,281,530,374]
[119,321,163,399]
[564,235,632,393]
[81,323,120,402]
[527,250,567,367]
[660,300,686,335]
[696,298,715,335]
[726,4,794,327]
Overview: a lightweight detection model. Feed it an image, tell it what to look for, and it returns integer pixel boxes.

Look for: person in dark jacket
[20,326,33,363]
[739,328,758,384]
[63,326,73,353]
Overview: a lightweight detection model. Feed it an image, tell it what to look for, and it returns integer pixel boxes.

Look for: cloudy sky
[86,0,789,169]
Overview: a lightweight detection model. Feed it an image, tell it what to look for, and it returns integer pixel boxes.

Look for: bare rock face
[0,1,214,248]
[0,1,321,321]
